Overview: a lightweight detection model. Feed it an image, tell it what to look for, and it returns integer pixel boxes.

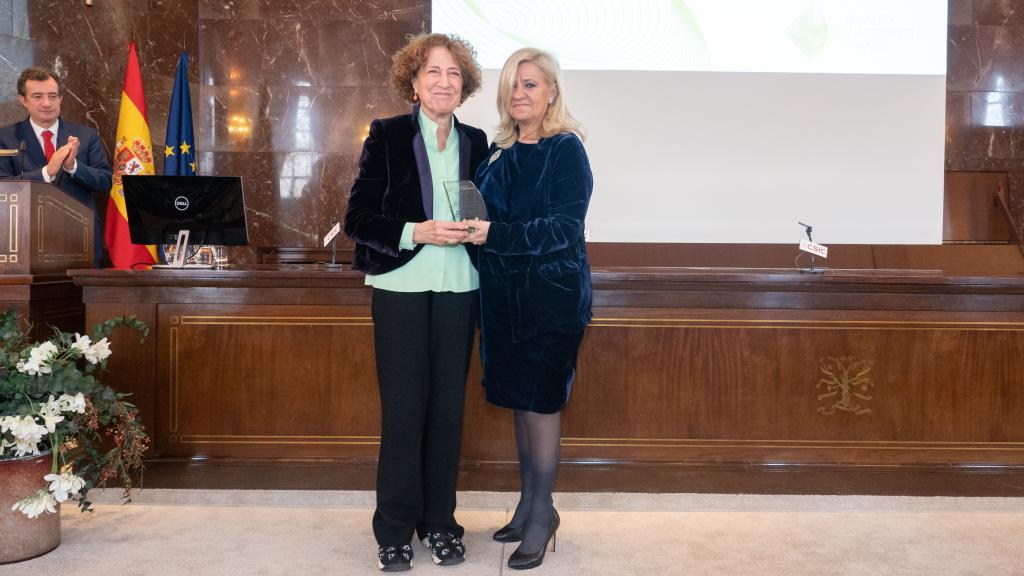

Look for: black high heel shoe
[492,523,522,543]
[494,508,559,543]
[507,510,560,570]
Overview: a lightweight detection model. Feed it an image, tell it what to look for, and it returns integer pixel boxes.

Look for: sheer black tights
[507,409,561,554]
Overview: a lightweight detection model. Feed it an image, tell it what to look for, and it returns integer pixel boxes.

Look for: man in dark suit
[0,67,112,266]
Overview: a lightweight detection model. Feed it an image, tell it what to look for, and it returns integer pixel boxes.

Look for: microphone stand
[798,222,825,274]
[806,225,817,272]
[324,216,342,270]
[16,141,26,179]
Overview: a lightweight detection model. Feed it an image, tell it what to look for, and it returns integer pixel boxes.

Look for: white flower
[71,333,92,355]
[11,437,41,456]
[40,412,64,434]
[58,393,87,414]
[38,395,61,417]
[11,489,58,518]
[1,415,48,457]
[44,471,86,503]
[35,397,67,433]
[0,415,16,434]
[35,341,58,359]
[16,341,59,375]
[15,356,49,376]
[84,337,111,364]
[0,420,16,457]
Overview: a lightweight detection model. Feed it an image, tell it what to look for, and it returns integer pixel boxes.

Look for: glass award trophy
[443,180,488,233]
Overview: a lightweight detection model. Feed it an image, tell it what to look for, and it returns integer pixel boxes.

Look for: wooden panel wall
[565,309,1024,464]
[156,305,380,459]
[72,268,1024,494]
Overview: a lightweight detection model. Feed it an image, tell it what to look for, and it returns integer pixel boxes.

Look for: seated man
[0,66,112,266]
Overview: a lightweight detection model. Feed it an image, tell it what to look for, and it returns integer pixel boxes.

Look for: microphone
[797,221,813,241]
[796,221,827,274]
[17,141,25,179]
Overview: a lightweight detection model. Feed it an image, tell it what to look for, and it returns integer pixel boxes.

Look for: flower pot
[0,452,60,564]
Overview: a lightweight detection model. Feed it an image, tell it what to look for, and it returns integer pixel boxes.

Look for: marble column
[946,0,1024,239]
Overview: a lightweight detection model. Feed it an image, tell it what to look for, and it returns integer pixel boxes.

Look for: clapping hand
[45,141,74,179]
[62,136,79,171]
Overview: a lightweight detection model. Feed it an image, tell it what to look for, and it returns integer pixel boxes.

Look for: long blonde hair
[494,48,583,149]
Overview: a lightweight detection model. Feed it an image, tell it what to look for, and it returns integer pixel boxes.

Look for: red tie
[41,130,54,162]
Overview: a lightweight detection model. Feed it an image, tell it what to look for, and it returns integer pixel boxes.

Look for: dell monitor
[122,175,248,267]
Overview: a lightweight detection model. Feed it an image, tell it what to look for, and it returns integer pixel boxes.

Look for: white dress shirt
[29,118,77,182]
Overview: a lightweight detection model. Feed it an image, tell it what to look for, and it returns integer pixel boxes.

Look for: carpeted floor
[5,490,1024,575]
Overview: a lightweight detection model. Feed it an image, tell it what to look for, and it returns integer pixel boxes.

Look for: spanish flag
[104,41,158,269]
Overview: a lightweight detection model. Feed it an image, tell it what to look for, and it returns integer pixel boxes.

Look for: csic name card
[799,237,828,258]
[322,222,341,247]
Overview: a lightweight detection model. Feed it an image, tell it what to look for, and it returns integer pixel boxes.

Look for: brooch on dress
[489,149,502,165]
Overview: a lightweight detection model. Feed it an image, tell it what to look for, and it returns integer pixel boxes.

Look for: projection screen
[432,0,948,244]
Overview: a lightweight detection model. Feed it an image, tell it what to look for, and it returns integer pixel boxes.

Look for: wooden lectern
[0,180,92,337]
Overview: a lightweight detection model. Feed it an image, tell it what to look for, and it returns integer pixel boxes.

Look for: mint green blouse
[364,111,479,293]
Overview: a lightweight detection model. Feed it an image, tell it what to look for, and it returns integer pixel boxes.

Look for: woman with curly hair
[343,33,489,572]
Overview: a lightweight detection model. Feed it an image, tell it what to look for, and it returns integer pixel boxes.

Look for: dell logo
[174,196,190,211]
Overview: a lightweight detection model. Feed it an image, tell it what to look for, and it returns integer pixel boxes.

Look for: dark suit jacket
[344,107,489,276]
[0,117,112,210]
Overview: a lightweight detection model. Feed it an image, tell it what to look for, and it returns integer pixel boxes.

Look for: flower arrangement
[0,308,149,518]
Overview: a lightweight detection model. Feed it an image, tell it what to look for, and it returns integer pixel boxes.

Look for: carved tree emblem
[817,356,874,415]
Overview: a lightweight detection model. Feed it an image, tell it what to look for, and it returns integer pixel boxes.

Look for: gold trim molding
[179,315,373,326]
[562,437,1024,451]
[8,202,17,254]
[590,318,1024,331]
[169,326,179,434]
[179,434,380,446]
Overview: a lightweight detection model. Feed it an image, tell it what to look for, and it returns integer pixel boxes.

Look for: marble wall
[191,1,426,261]
[947,0,1024,239]
[1,1,1022,263]
[0,0,426,264]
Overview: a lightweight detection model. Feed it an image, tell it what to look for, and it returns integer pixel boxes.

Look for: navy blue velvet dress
[474,132,594,413]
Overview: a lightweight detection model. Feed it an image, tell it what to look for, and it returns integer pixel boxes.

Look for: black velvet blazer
[344,107,489,276]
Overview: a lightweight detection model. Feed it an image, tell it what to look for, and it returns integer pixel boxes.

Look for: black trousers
[371,288,478,546]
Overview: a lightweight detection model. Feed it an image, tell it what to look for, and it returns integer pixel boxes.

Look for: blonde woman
[464,48,593,570]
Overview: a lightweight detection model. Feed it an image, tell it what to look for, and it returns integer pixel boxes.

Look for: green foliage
[0,306,150,513]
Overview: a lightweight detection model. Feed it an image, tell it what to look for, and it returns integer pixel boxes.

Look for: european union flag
[164,52,196,175]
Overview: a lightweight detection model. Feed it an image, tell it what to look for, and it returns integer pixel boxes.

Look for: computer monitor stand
[152,230,213,269]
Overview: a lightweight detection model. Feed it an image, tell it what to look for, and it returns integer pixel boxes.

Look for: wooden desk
[1,273,83,339]
[69,266,1024,493]
[0,180,93,336]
